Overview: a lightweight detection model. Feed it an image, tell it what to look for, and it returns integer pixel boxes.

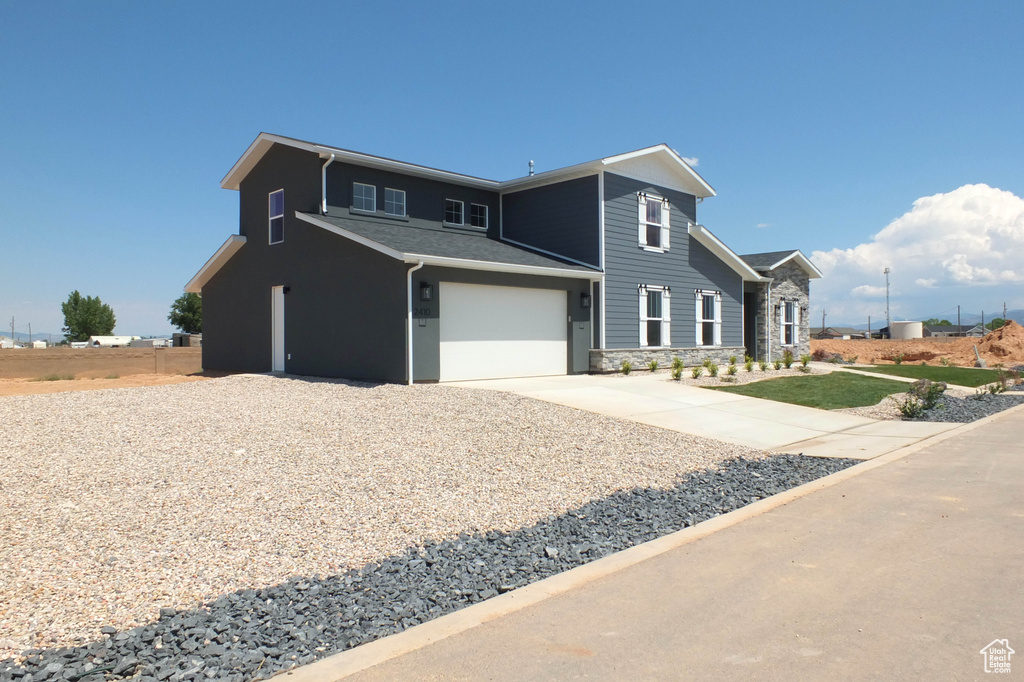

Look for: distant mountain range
[833,310,1023,330]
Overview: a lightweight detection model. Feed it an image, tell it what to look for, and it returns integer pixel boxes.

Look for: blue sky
[2,0,1022,337]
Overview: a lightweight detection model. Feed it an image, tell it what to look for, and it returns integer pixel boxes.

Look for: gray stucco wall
[501,175,600,267]
[602,172,742,350]
[411,267,593,381]
[202,143,408,382]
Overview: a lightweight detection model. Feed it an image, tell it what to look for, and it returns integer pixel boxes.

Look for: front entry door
[743,292,757,360]
[272,286,285,372]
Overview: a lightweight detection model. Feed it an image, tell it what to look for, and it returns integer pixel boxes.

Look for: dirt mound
[811,322,1024,367]
[978,320,1024,358]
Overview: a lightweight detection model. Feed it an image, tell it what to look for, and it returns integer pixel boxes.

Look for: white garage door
[439,282,568,381]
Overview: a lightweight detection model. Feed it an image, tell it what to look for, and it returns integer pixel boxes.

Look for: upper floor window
[444,199,464,226]
[470,203,488,229]
[385,188,406,217]
[353,182,376,212]
[639,285,671,347]
[638,193,670,251]
[781,301,799,345]
[269,189,284,244]
[695,290,721,347]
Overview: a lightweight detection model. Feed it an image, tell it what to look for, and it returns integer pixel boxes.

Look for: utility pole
[982,310,985,331]
[883,267,891,338]
[821,309,826,332]
[868,315,871,337]
[1004,302,1008,323]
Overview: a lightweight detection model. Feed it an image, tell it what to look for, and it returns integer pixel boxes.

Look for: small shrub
[908,379,946,410]
[31,373,75,382]
[727,364,737,375]
[973,388,988,401]
[759,359,768,371]
[648,360,659,373]
[989,382,1005,395]
[773,359,782,370]
[896,395,925,419]
[720,376,737,383]
[811,348,830,361]
[828,355,842,364]
[691,366,703,379]
[744,356,754,372]
[671,356,684,371]
[782,350,794,369]
[893,353,904,366]
[997,369,1020,389]
[847,355,858,364]
[798,366,812,373]
[702,358,714,370]
[799,354,811,368]
[105,374,120,380]
[621,360,632,375]
[920,361,927,366]
[708,363,719,377]
[939,357,952,367]
[671,366,683,381]
[729,355,737,366]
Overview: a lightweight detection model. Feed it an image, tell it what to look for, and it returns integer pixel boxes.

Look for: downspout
[406,261,425,385]
[321,154,336,214]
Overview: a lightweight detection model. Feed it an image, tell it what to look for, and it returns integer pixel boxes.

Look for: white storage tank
[890,321,924,339]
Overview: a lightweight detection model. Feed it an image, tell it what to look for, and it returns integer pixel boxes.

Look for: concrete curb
[277,402,1024,681]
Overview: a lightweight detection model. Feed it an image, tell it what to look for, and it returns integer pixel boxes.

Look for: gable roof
[222,133,715,198]
[740,250,823,278]
[296,212,601,278]
[687,224,765,282]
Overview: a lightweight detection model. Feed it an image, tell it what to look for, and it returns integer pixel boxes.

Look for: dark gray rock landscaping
[0,454,857,682]
[907,392,1024,423]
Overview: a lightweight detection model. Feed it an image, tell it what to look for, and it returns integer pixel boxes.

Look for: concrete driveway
[450,372,957,460]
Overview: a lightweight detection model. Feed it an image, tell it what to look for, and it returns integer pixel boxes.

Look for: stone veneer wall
[590,346,746,373]
[763,261,811,361]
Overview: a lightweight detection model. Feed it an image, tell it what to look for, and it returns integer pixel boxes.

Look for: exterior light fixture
[420,282,433,301]
[580,293,592,309]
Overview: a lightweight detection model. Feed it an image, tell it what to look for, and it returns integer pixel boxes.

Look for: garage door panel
[440,282,567,381]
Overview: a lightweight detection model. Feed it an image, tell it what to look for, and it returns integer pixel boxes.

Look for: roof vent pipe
[321,154,336,214]
[529,160,534,176]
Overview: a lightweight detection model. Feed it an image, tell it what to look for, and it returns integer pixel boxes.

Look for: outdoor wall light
[580,293,592,309]
[282,286,291,295]
[420,282,433,301]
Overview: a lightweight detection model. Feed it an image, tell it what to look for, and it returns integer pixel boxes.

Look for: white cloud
[756,222,772,229]
[811,184,1024,322]
[682,156,698,167]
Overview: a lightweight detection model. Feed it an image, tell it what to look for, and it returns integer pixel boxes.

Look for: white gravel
[0,375,765,659]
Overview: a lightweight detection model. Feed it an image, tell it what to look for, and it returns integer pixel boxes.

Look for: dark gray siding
[411,267,592,381]
[202,143,408,382]
[602,172,742,349]
[324,162,501,239]
[501,175,600,266]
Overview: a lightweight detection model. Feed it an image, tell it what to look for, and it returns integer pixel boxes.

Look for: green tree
[923,318,953,326]
[168,292,202,334]
[986,317,1006,331]
[61,291,116,342]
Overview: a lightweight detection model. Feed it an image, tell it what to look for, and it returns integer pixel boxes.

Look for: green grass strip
[709,372,910,410]
[851,364,1000,387]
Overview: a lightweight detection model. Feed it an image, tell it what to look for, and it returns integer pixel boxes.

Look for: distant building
[129,338,171,348]
[924,324,985,338]
[810,326,866,340]
[87,335,141,348]
[172,333,202,347]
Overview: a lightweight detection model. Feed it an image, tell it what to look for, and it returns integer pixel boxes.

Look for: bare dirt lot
[811,321,1024,367]
[0,374,207,397]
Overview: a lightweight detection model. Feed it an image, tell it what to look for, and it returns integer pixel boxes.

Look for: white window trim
[695,289,722,347]
[352,182,377,213]
[469,203,488,229]
[637,192,671,253]
[444,198,464,226]
[384,187,407,217]
[268,188,284,245]
[638,285,671,348]
[780,300,800,346]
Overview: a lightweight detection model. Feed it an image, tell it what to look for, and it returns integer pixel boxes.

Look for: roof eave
[768,250,824,278]
[688,223,765,282]
[185,235,247,293]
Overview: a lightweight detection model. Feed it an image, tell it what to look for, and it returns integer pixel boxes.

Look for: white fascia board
[601,144,716,198]
[499,161,603,193]
[222,133,500,192]
[687,223,765,282]
[768,250,824,278]
[295,213,405,260]
[185,234,246,293]
[405,254,604,280]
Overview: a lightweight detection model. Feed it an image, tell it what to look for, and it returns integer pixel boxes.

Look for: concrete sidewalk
[451,372,957,460]
[314,405,1024,681]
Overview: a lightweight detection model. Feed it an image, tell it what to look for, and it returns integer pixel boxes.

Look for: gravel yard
[0,374,819,668]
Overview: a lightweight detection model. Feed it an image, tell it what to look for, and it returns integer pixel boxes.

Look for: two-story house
[186,133,821,383]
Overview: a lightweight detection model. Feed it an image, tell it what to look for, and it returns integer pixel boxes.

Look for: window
[444,199,464,225]
[470,203,488,228]
[384,188,406,217]
[269,189,284,244]
[695,290,721,346]
[638,193,670,251]
[353,183,376,212]
[781,301,799,345]
[639,285,671,347]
